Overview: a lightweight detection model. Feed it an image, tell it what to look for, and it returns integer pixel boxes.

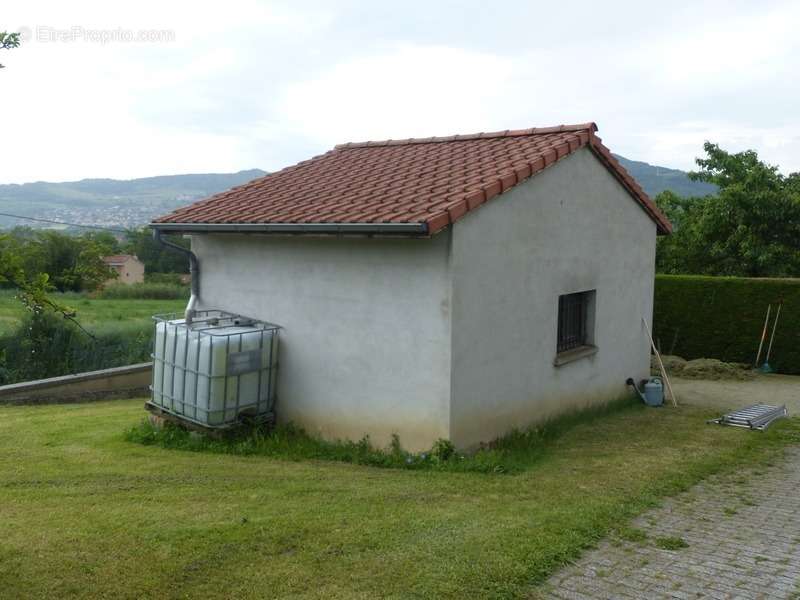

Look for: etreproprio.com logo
[16,25,175,44]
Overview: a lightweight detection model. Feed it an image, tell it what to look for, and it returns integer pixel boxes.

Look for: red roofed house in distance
[149,123,671,451]
[102,254,145,286]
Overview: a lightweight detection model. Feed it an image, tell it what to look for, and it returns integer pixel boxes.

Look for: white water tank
[151,310,279,427]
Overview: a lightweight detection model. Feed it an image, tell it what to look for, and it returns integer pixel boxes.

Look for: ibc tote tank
[150,310,280,428]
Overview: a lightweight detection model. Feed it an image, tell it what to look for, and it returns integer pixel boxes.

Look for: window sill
[553,345,598,367]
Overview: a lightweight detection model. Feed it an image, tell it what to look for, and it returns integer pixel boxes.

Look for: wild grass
[98,282,188,300]
[0,289,186,334]
[126,396,640,474]
[655,536,690,551]
[0,312,156,384]
[0,290,185,382]
[1,398,799,598]
[145,272,189,286]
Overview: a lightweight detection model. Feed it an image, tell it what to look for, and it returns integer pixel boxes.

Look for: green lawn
[0,290,186,335]
[1,400,798,599]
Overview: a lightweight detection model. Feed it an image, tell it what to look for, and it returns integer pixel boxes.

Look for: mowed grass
[0,290,186,335]
[1,400,799,598]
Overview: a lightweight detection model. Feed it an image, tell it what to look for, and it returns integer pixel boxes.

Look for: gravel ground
[672,374,800,414]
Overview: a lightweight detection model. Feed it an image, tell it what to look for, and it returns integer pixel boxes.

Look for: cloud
[1,0,799,183]
[648,4,800,89]
[641,122,800,174]
[277,45,516,144]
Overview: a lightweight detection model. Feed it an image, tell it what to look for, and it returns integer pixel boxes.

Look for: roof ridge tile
[333,123,598,149]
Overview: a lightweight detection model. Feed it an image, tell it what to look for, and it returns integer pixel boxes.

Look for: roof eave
[149,222,430,236]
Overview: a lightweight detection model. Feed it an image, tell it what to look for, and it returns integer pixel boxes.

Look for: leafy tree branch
[656,142,800,277]
[0,32,20,68]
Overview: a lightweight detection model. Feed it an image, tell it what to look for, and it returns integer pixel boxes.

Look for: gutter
[152,229,199,324]
[149,222,430,236]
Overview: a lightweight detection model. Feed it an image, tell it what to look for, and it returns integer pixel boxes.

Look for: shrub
[0,312,152,384]
[654,275,800,374]
[98,282,188,300]
[431,438,455,462]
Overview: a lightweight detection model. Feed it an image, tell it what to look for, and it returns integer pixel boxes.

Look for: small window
[557,290,595,354]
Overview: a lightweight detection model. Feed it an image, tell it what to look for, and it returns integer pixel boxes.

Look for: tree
[0,229,116,320]
[25,231,117,292]
[0,233,72,317]
[0,32,20,69]
[656,143,800,277]
[653,190,705,274]
[83,230,122,254]
[123,228,189,273]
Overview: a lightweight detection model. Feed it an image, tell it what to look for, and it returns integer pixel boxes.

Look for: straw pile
[651,355,755,381]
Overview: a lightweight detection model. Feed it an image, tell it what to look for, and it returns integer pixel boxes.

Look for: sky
[2,0,799,184]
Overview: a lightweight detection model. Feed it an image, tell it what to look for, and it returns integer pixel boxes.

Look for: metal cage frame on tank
[148,309,280,429]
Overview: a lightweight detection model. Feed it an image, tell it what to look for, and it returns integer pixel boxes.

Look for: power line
[0,211,131,234]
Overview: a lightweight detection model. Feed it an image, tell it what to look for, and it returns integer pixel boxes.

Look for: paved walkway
[543,448,800,599]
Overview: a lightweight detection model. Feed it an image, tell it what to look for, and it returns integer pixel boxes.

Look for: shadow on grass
[125,395,642,474]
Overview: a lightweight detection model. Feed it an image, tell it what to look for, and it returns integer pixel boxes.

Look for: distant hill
[0,157,716,231]
[0,170,267,230]
[614,155,717,198]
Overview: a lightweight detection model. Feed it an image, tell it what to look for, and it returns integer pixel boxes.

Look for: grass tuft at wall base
[126,395,641,474]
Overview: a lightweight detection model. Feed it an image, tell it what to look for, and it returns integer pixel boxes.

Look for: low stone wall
[0,363,152,405]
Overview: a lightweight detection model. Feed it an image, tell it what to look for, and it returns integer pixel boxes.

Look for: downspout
[153,229,199,325]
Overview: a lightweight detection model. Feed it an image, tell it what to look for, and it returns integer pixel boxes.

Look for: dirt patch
[651,355,755,381]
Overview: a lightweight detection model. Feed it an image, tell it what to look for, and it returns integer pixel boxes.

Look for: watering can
[626,377,664,407]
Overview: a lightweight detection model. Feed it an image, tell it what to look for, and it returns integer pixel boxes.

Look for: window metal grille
[557,292,589,353]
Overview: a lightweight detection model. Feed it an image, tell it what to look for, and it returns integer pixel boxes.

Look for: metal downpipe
[152,229,199,324]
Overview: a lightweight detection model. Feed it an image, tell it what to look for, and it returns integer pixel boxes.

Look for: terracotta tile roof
[153,123,671,235]
[102,254,138,265]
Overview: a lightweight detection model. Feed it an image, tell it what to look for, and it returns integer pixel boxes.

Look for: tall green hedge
[654,275,800,374]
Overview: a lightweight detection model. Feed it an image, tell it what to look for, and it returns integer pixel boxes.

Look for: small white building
[152,123,671,450]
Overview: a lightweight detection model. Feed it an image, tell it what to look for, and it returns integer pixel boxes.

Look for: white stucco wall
[191,233,452,451]
[449,147,656,448]
[188,146,658,451]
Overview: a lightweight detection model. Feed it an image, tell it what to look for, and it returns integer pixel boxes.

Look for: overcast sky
[2,0,799,184]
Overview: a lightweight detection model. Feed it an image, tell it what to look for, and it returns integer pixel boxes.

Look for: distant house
[103,254,145,286]
[151,123,671,450]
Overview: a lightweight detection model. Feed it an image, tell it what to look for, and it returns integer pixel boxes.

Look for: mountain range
[613,155,717,198]
[0,170,267,230]
[0,158,716,230]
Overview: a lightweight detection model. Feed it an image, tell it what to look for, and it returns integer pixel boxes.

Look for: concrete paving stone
[543,447,800,599]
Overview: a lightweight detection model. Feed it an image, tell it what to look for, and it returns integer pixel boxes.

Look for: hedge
[654,275,800,374]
